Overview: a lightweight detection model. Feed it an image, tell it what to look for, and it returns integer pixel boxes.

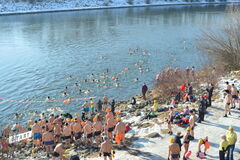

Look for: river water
[0,4,237,125]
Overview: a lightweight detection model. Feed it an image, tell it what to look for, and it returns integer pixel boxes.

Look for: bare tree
[199,7,240,70]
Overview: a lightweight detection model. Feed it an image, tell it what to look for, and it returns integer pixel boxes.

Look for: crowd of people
[0,96,132,160]
[0,69,239,160]
[165,79,239,160]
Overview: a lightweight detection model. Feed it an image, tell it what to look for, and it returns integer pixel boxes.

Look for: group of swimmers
[224,81,240,117]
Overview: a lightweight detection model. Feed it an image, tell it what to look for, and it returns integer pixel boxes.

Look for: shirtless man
[53,123,62,143]
[49,114,55,124]
[231,84,238,108]
[52,142,66,160]
[106,117,116,141]
[72,118,83,145]
[53,116,63,126]
[27,118,34,131]
[17,124,26,133]
[99,136,115,160]
[62,123,72,147]
[224,90,232,117]
[114,117,126,145]
[183,127,191,160]
[189,110,195,139]
[168,107,174,135]
[2,125,11,138]
[83,122,93,145]
[42,127,55,157]
[46,120,54,132]
[32,121,42,147]
[168,138,180,160]
[93,117,103,145]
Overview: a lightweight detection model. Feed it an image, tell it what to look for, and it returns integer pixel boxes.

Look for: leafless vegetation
[199,7,240,70]
[152,66,225,103]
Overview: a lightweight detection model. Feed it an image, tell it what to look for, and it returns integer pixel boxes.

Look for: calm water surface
[0,4,237,125]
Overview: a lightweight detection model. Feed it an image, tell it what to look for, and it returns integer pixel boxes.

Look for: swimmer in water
[65,86,68,90]
[79,89,83,94]
[46,96,51,101]
[84,79,88,83]
[84,90,91,94]
[63,92,67,97]
[142,50,148,56]
[115,83,120,87]
[145,68,150,72]
[75,83,79,87]
[134,78,139,82]
[15,113,20,120]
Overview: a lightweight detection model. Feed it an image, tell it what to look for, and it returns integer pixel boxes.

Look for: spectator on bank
[206,83,214,107]
[142,83,148,100]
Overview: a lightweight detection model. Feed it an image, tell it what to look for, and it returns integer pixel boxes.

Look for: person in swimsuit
[83,121,93,145]
[52,142,65,160]
[183,127,191,160]
[2,125,11,138]
[53,123,62,143]
[42,126,54,157]
[231,84,238,109]
[189,110,195,138]
[99,136,115,160]
[168,138,180,160]
[62,123,72,147]
[168,107,174,135]
[93,117,103,145]
[197,136,208,157]
[32,121,42,147]
[224,90,232,117]
[106,117,116,141]
[114,117,126,146]
[72,118,83,146]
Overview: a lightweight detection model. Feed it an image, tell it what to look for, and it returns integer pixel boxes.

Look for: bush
[199,7,240,70]
[152,66,225,103]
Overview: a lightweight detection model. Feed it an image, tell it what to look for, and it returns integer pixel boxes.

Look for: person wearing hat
[183,127,191,160]
[3,124,11,138]
[153,100,159,112]
[168,137,180,160]
[174,132,183,151]
[219,135,228,160]
[27,117,35,131]
[114,117,126,145]
[226,126,237,160]
[196,136,208,157]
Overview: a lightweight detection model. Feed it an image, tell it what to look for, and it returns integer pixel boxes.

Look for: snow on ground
[0,0,239,15]
[86,74,240,160]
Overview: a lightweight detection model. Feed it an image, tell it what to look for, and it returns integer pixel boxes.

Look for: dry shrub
[199,7,240,70]
[152,66,225,103]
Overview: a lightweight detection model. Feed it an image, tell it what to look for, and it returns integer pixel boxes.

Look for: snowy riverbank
[86,74,240,160]
[0,0,239,15]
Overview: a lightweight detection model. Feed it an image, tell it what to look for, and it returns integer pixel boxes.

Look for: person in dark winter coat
[198,96,208,123]
[206,84,214,107]
[142,83,148,100]
[174,132,183,151]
